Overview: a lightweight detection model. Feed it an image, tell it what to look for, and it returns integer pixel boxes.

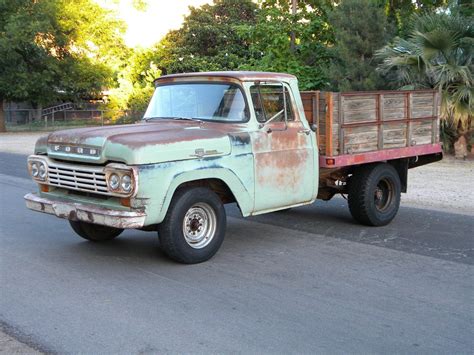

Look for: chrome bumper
[24,193,146,229]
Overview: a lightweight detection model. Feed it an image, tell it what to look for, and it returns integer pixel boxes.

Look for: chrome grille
[48,163,109,195]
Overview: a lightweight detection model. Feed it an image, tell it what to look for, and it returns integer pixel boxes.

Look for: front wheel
[348,163,401,226]
[158,187,226,264]
[69,220,123,242]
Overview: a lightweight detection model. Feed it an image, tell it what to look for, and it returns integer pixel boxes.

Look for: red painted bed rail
[319,143,443,168]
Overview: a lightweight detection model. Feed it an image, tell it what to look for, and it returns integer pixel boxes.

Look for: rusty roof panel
[154,71,297,85]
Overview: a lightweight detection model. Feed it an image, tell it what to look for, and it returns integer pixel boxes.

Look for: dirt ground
[1,132,473,216]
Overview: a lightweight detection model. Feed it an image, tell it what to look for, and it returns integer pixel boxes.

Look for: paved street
[1,152,473,353]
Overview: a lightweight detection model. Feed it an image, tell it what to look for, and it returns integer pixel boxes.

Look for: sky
[99,0,213,48]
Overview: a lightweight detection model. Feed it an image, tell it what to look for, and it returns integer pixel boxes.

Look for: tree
[105,47,160,119]
[326,0,395,91]
[155,0,258,74]
[0,0,127,131]
[238,0,333,90]
[376,12,473,153]
[381,0,448,35]
[104,0,259,114]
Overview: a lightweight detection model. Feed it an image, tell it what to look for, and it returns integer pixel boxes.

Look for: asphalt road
[1,152,473,353]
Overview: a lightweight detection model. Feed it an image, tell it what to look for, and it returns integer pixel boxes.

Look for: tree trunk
[34,105,43,121]
[290,0,297,52]
[0,99,6,133]
[454,135,467,159]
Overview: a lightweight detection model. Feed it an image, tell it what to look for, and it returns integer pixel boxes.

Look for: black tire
[158,187,226,264]
[348,163,401,226]
[69,220,123,242]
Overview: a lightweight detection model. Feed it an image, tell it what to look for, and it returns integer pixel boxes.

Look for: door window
[250,84,294,123]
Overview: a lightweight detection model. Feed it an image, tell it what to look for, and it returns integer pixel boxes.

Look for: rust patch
[252,122,311,193]
[255,148,308,189]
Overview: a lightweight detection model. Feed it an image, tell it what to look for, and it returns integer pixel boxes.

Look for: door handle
[298,129,310,135]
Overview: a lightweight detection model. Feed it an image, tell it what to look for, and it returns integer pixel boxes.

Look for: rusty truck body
[25,71,442,263]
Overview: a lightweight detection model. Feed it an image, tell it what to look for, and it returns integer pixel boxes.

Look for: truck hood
[44,121,232,165]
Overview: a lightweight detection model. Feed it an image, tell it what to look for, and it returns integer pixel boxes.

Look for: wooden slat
[377,94,384,150]
[383,122,407,149]
[325,92,333,156]
[338,94,344,154]
[407,92,412,146]
[412,119,433,145]
[432,91,438,144]
[313,92,320,151]
[343,126,378,153]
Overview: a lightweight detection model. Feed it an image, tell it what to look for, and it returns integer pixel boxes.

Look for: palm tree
[376,12,473,153]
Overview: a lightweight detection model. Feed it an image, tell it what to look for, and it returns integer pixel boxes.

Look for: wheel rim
[374,178,394,212]
[182,202,217,249]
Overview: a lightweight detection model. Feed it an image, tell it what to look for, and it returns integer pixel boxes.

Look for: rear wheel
[348,163,401,226]
[69,220,123,242]
[158,187,226,264]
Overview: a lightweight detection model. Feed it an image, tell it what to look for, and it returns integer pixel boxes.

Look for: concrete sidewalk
[0,132,46,155]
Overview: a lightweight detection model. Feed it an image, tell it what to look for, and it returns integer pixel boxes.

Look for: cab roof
[154,71,297,84]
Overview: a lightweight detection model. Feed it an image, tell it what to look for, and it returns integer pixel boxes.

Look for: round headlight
[121,175,132,193]
[109,173,120,190]
[31,162,39,177]
[39,163,47,179]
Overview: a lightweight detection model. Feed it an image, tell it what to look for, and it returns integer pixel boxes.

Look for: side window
[250,84,295,123]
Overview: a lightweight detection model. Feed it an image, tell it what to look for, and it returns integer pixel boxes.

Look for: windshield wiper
[144,116,203,123]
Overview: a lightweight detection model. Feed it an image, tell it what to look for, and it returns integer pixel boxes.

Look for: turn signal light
[120,198,131,207]
[40,184,49,192]
[326,158,335,166]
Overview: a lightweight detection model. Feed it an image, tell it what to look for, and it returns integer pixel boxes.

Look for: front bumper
[24,193,146,229]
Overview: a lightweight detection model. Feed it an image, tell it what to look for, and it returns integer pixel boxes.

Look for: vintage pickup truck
[25,71,443,263]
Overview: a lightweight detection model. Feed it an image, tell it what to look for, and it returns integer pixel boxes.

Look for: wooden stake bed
[301,90,443,168]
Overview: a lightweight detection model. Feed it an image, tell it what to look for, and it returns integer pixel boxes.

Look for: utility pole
[290,0,297,52]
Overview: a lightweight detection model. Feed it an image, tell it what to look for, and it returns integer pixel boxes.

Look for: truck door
[250,83,315,212]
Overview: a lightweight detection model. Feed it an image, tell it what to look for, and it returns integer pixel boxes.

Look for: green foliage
[1,0,467,132]
[105,47,160,117]
[327,0,395,91]
[0,0,126,106]
[379,0,448,35]
[376,12,473,133]
[154,0,258,74]
[238,0,332,90]
[106,0,260,113]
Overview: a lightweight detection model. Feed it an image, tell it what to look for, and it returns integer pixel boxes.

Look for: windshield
[144,83,249,122]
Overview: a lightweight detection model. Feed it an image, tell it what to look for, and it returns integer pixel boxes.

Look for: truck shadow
[225,198,474,265]
[62,198,472,266]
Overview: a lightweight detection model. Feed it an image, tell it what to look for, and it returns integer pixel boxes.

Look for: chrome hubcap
[182,203,216,249]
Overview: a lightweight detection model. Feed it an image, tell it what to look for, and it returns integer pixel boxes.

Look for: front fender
[161,168,252,222]
[137,159,254,226]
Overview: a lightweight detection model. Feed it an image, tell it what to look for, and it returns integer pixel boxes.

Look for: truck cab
[25,71,442,263]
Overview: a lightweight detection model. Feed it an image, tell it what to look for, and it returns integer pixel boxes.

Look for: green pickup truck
[25,71,442,263]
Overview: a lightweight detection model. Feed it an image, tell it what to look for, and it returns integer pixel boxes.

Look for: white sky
[98,0,213,48]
